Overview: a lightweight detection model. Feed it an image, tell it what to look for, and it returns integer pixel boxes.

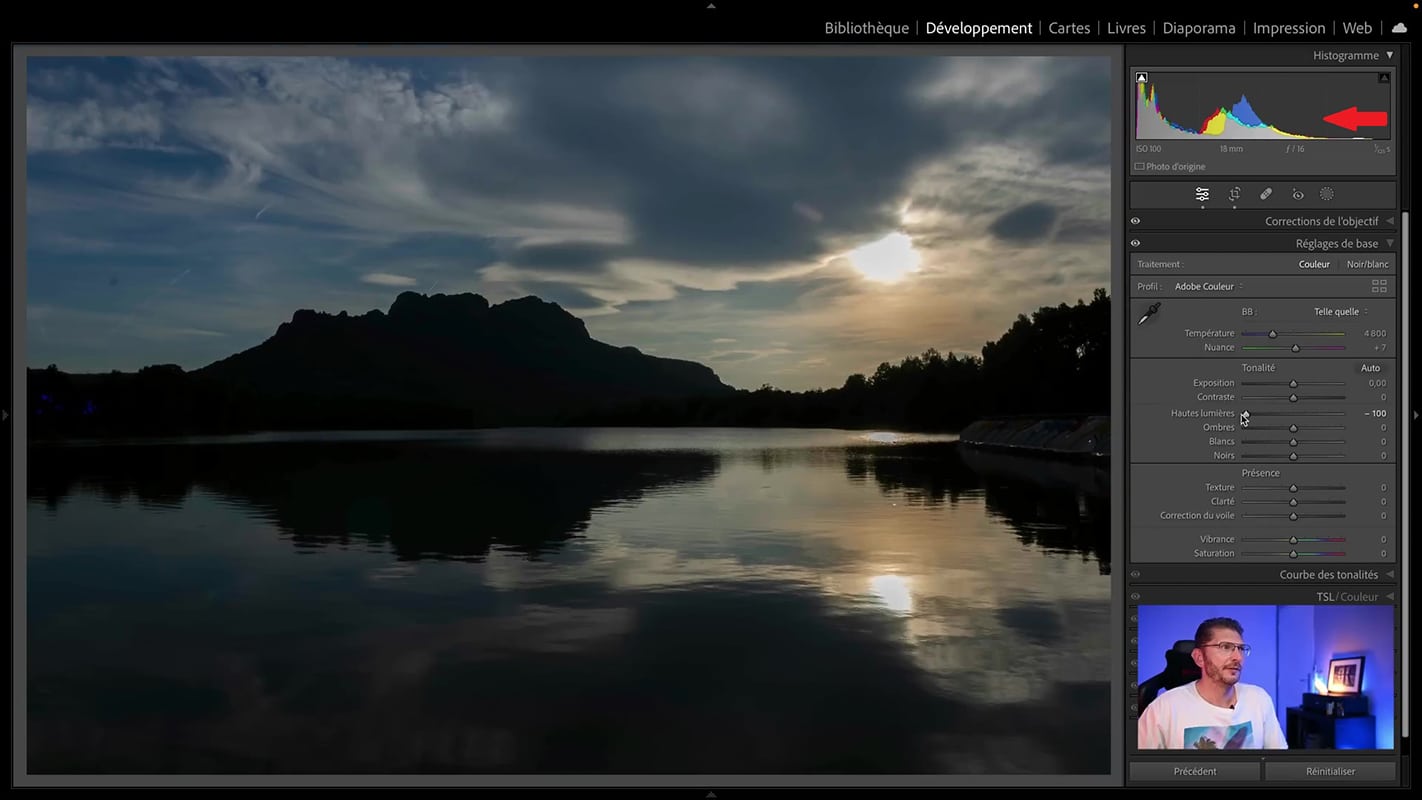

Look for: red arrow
[1323,107,1388,132]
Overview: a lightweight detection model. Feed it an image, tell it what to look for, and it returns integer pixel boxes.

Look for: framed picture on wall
[1327,656,1365,695]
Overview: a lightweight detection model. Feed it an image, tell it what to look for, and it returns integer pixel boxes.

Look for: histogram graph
[1135,71,1393,141]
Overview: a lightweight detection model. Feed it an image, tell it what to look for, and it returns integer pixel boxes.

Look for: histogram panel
[1135,72,1393,141]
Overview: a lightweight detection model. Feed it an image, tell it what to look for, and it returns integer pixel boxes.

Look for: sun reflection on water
[869,574,914,615]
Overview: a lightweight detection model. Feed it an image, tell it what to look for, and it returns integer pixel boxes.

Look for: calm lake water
[26,427,1111,775]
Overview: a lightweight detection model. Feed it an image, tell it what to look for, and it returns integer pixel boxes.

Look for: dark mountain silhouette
[27,288,1109,439]
[196,292,733,423]
[28,292,734,438]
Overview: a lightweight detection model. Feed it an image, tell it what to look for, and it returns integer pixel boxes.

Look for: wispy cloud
[27,98,165,152]
[704,347,794,363]
[914,57,1056,108]
[361,273,418,287]
[170,327,227,337]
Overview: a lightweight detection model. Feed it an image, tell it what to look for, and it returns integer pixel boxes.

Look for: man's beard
[1208,661,1242,685]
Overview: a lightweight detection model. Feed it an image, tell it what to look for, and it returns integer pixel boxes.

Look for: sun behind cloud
[22,55,1109,387]
[846,232,922,284]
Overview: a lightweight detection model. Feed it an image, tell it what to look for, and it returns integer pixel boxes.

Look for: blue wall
[1276,605,1316,736]
[1314,605,1395,749]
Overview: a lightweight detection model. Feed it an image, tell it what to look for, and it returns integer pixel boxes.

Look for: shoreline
[27,419,1111,464]
[26,423,967,447]
[958,415,1109,461]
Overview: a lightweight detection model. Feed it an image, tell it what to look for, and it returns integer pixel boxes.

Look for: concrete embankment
[958,415,1109,460]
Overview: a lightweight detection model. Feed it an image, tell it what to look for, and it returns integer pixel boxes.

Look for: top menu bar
[27,6,1417,45]
[818,18,1413,43]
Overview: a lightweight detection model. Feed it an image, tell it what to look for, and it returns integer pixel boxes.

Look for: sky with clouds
[25,54,1111,391]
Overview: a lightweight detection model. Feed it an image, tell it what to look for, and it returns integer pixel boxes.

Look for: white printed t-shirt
[1137,681,1289,749]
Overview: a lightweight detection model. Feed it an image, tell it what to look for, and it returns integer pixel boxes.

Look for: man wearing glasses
[1136,617,1289,749]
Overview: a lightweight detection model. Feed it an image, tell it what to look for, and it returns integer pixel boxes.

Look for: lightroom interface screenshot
[9,5,1415,791]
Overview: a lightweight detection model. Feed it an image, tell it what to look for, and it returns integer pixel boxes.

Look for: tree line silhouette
[572,288,1109,431]
[27,288,1109,439]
